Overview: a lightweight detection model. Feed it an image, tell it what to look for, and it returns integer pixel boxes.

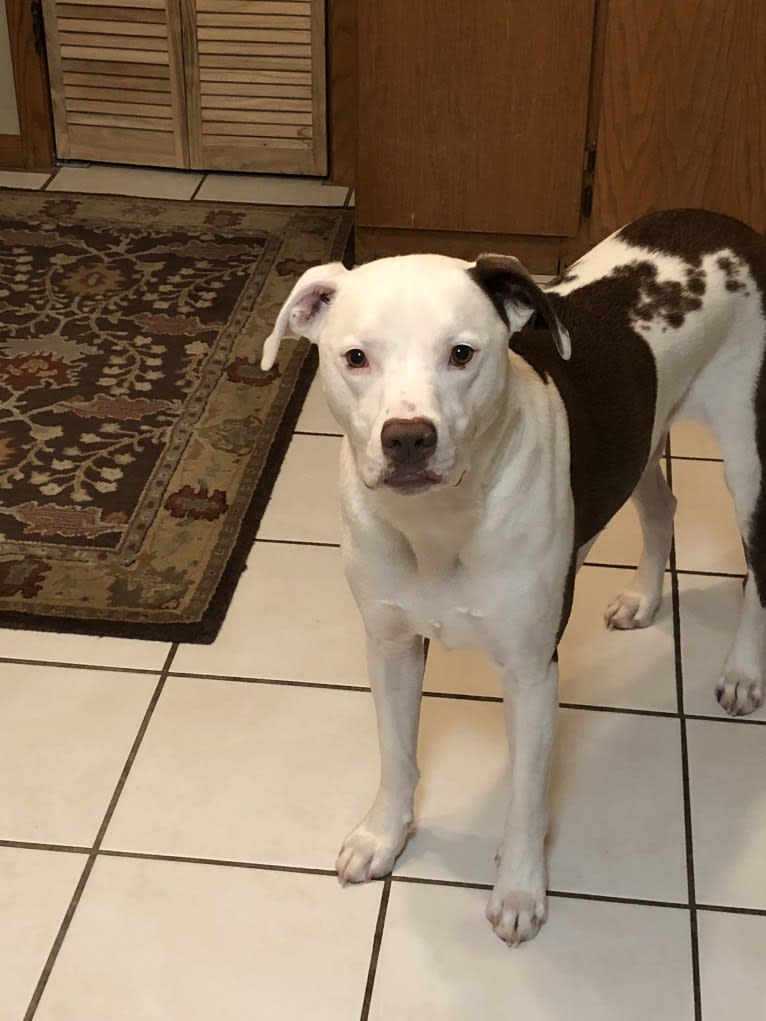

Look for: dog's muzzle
[380,417,441,492]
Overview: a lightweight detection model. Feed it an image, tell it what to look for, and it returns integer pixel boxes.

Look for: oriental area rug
[0,190,351,642]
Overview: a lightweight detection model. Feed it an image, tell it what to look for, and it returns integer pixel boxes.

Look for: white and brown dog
[262,209,766,946]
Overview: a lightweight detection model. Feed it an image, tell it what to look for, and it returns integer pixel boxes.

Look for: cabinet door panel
[43,0,188,168]
[357,0,596,237]
[182,0,327,175]
[592,0,766,238]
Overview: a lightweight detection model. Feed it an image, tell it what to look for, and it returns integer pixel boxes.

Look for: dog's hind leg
[605,444,676,630]
[710,428,766,716]
[336,632,424,883]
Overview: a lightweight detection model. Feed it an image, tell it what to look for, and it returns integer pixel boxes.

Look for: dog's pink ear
[261,262,348,371]
[468,254,571,359]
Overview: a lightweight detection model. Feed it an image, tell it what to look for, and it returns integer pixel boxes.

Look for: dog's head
[262,253,569,494]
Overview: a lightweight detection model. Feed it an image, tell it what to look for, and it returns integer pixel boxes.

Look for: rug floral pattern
[0,191,351,640]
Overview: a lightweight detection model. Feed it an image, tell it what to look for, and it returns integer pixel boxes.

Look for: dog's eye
[345,349,368,369]
[449,344,475,367]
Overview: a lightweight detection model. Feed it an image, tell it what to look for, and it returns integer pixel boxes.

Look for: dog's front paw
[486,887,547,948]
[716,670,764,716]
[336,821,412,885]
[604,588,660,630]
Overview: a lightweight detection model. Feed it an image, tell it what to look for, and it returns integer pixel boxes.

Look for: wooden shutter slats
[45,0,325,174]
[197,14,310,29]
[60,46,170,64]
[44,0,188,167]
[65,80,168,98]
[200,94,311,111]
[67,98,171,116]
[58,4,166,22]
[199,67,311,84]
[59,19,167,35]
[197,27,310,42]
[202,109,312,125]
[199,54,312,70]
[68,112,171,130]
[62,58,171,79]
[202,120,310,138]
[196,1,310,13]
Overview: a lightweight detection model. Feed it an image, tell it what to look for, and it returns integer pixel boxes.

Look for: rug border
[0,200,353,645]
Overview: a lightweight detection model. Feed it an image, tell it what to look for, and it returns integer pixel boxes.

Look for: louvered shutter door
[43,0,189,168]
[181,0,327,175]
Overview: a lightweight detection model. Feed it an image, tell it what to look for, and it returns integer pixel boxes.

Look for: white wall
[0,5,20,134]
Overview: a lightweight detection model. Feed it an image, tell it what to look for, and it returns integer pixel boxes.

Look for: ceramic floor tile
[423,569,676,710]
[394,699,687,902]
[671,459,746,574]
[257,433,342,543]
[586,495,643,567]
[0,847,85,1021]
[35,855,379,1021]
[104,677,377,867]
[49,164,202,200]
[0,628,170,670]
[0,664,158,845]
[677,573,760,719]
[295,375,342,435]
[698,910,766,1021]
[196,173,349,206]
[171,542,367,682]
[370,883,693,1021]
[0,169,51,189]
[687,718,766,909]
[558,565,677,712]
[671,420,723,460]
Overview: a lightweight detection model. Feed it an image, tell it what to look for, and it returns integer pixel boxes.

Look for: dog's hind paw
[716,671,764,717]
[486,888,547,948]
[335,822,411,886]
[604,588,660,630]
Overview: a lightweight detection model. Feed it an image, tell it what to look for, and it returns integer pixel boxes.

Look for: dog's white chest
[383,568,488,651]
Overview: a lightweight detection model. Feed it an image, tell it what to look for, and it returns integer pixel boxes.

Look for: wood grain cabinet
[355,0,766,269]
[42,0,327,174]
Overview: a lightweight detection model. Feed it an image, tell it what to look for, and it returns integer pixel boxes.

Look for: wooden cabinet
[354,0,766,269]
[591,0,766,238]
[42,0,327,174]
[357,0,595,239]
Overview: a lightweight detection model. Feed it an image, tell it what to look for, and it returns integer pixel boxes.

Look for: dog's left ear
[468,254,571,360]
[261,262,348,371]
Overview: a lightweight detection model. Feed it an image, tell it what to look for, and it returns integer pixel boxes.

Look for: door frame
[0,0,54,169]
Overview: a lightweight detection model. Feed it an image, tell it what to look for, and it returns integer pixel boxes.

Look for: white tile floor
[1,165,765,1020]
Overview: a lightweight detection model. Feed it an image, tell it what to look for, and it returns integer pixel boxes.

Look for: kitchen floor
[1,165,765,1021]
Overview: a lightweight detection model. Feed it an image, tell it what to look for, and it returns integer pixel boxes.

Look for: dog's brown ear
[468,254,571,359]
[261,262,348,371]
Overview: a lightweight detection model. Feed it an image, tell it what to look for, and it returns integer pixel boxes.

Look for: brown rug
[0,190,352,642]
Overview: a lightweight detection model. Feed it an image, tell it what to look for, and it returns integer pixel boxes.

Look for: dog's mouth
[383,469,443,495]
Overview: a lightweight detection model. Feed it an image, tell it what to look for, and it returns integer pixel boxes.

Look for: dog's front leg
[488,657,558,946]
[336,632,424,885]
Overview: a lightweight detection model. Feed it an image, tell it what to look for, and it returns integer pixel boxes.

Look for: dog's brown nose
[381,418,437,466]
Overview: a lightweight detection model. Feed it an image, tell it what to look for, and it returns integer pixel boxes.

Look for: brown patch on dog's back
[621,209,766,605]
[512,270,658,551]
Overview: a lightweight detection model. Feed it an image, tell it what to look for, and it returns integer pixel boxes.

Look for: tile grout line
[6,835,764,917]
[293,429,344,439]
[671,454,723,463]
[359,876,391,1021]
[665,444,703,1021]
[22,643,179,1021]
[0,657,163,675]
[189,172,207,201]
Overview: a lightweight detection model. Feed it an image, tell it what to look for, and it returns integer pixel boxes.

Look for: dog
[261,208,766,946]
